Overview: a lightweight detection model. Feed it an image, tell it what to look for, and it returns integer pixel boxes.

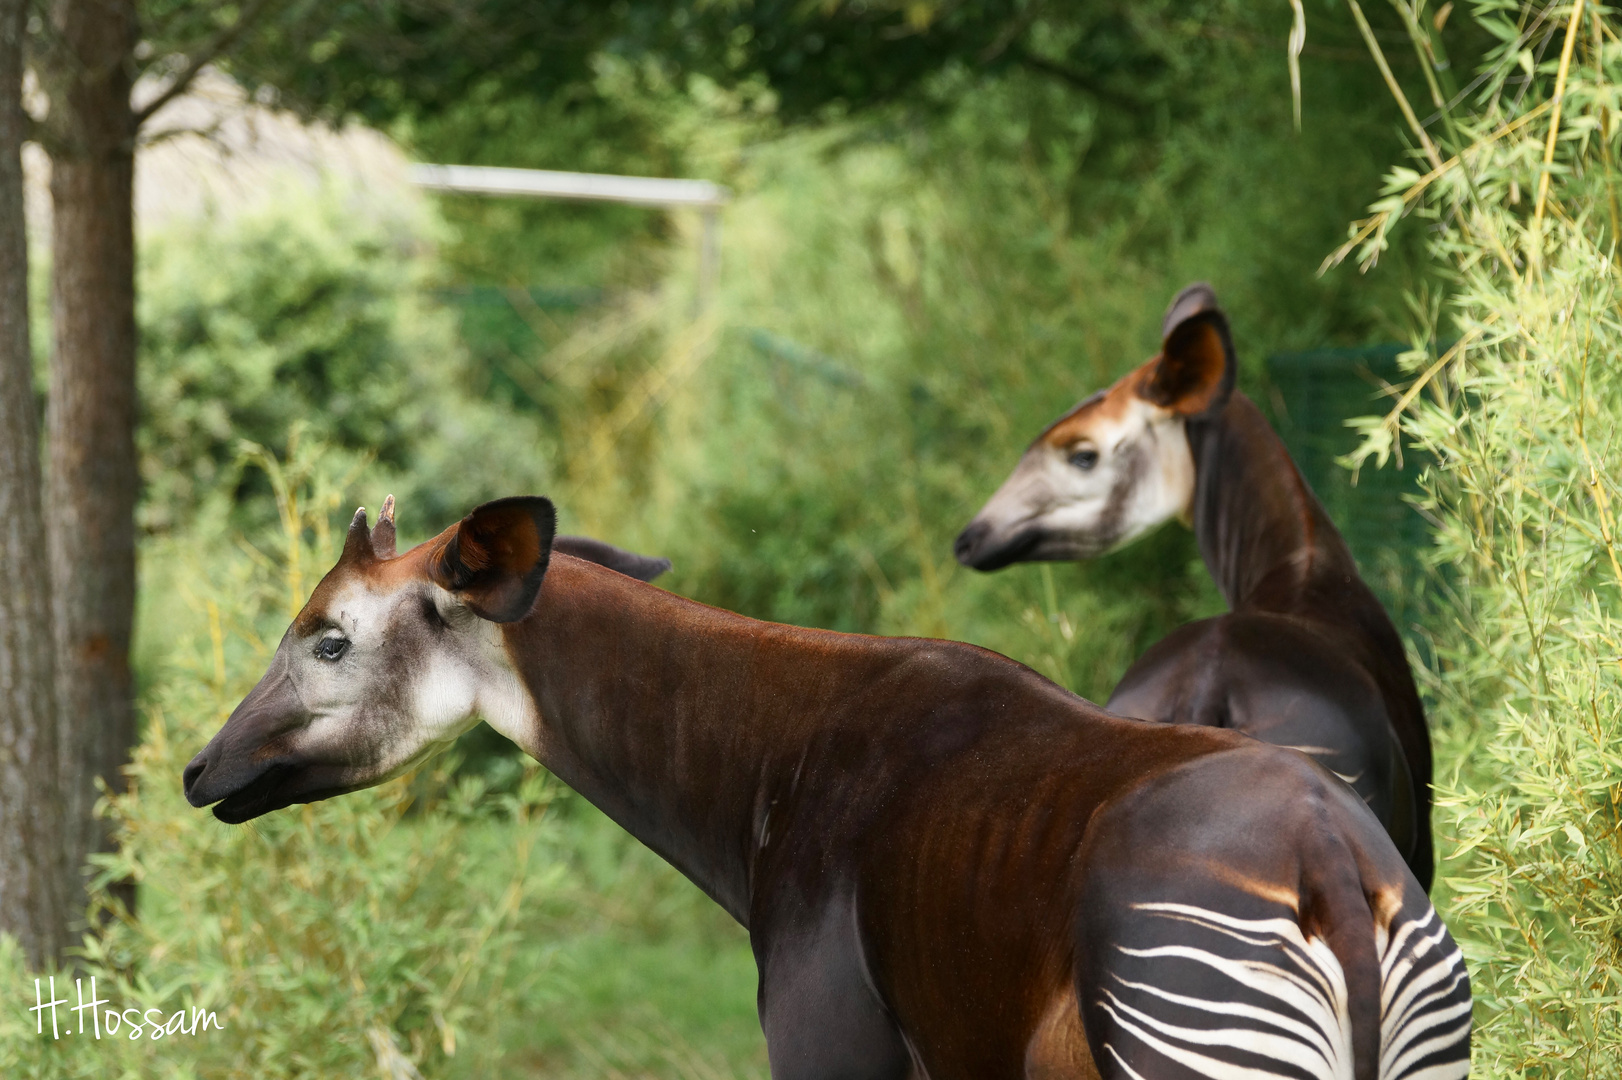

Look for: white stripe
[1383,970,1468,1055]
[1386,1013,1473,1079]
[1383,921,1453,1021]
[1110,975,1341,1061]
[1380,909,1437,986]
[1102,999,1339,1080]
[1117,943,1346,1036]
[1377,910,1471,1080]
[1381,969,1469,1069]
[1394,1059,1474,1080]
[1130,903,1343,1003]
[1102,989,1343,1076]
[1101,903,1354,1080]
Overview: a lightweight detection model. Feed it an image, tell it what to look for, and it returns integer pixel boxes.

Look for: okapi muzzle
[183,495,669,823]
[182,646,360,824]
[955,286,1233,571]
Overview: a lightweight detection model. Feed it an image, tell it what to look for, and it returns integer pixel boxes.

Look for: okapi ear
[372,494,397,559]
[1160,282,1221,339]
[1140,283,1235,417]
[340,507,378,566]
[428,496,557,623]
[553,535,672,582]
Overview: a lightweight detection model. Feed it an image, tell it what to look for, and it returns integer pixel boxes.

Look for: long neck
[495,556,912,927]
[1185,392,1360,613]
[1182,392,1434,830]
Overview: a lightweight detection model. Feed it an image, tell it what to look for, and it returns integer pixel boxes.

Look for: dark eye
[315,636,350,662]
[1068,447,1100,471]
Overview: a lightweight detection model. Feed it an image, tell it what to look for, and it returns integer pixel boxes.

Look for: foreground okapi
[185,494,1470,1079]
[954,284,1435,892]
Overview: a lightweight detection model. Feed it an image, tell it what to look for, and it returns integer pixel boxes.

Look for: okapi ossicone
[185,495,1470,1079]
[954,284,1436,892]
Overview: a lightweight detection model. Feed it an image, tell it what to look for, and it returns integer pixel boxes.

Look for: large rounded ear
[1140,282,1236,417]
[429,497,557,622]
[552,535,672,582]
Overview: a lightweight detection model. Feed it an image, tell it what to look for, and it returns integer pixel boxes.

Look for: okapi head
[182,496,668,823]
[954,283,1236,570]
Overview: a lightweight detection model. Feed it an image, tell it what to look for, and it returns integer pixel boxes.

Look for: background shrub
[1340,2,1622,1071]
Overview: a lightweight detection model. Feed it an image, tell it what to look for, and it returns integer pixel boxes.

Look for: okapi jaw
[955,284,1234,572]
[183,496,617,824]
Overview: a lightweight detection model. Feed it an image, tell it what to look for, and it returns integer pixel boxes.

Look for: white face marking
[408,595,544,759]
[270,579,541,786]
[962,396,1195,566]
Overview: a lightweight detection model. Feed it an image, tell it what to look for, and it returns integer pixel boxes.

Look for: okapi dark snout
[183,650,317,823]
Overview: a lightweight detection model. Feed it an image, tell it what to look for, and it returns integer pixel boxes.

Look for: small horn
[341,506,377,565]
[373,494,397,558]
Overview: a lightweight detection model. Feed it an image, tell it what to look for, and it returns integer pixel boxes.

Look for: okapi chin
[955,283,1436,892]
[185,495,1469,1079]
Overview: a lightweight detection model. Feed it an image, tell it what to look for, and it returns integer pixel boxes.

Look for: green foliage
[136,181,553,536]
[1342,3,1622,1072]
[516,123,1232,698]
[510,38,1434,695]
[212,0,638,127]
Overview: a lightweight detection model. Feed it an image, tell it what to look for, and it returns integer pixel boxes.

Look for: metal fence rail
[407,164,730,208]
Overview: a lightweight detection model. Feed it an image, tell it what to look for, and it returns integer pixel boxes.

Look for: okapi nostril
[182,757,207,800]
[953,525,985,566]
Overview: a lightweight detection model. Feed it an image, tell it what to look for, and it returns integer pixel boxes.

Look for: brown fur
[187,505,1468,1079]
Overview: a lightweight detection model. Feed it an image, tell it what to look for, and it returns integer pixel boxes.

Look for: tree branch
[132,0,281,129]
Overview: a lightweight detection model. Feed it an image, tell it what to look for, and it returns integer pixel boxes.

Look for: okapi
[954,284,1435,892]
[185,494,1470,1079]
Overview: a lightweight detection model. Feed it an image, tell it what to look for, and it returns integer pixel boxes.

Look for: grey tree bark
[40,0,139,919]
[0,0,69,967]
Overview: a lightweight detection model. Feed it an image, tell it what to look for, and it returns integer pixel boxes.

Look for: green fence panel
[1264,346,1431,635]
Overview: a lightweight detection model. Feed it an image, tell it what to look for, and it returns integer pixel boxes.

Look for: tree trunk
[42,0,138,920]
[0,0,69,967]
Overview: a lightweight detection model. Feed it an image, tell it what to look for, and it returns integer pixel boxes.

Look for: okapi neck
[496,557,887,928]
[1184,393,1359,614]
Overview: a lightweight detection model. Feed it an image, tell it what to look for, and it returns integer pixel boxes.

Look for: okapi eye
[315,636,350,662]
[1068,447,1100,471]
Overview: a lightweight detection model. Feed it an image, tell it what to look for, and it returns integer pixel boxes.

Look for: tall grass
[1340,2,1622,1072]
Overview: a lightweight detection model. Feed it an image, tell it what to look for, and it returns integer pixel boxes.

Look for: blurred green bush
[136,182,555,538]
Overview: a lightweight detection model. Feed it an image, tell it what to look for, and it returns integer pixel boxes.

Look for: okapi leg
[754,899,912,1080]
